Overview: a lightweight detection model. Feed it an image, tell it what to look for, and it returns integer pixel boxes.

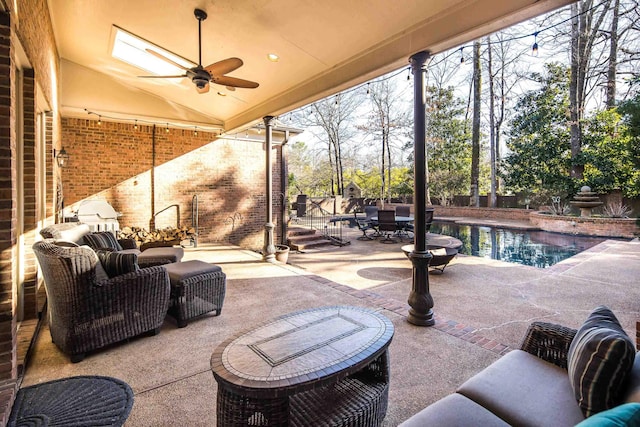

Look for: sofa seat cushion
[457,350,585,427]
[399,393,509,427]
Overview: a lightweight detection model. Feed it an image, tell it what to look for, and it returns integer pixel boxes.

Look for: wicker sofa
[33,241,171,362]
[401,316,640,427]
[40,223,184,268]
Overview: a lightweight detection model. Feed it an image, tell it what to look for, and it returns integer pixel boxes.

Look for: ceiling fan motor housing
[193,77,208,89]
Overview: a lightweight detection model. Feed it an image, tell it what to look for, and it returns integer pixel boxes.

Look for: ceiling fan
[139,8,259,94]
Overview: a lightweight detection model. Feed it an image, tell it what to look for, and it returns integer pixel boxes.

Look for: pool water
[429,222,610,268]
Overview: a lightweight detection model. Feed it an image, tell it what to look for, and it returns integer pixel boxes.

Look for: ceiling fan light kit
[139,8,259,94]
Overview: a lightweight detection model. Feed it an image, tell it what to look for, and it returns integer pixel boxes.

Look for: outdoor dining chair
[377,210,399,243]
[405,208,435,235]
[395,205,412,238]
[354,212,377,240]
[364,206,378,222]
[395,205,411,217]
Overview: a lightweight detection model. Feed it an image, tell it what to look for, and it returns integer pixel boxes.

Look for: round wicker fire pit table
[211,305,394,426]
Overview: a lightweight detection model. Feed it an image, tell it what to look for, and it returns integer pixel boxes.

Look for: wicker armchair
[32,241,171,362]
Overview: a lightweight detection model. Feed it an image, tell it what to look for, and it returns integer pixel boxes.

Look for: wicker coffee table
[210,306,394,426]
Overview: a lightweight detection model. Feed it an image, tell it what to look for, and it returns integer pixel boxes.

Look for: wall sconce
[56,147,70,168]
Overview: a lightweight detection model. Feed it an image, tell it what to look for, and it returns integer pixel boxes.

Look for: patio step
[287,227,332,251]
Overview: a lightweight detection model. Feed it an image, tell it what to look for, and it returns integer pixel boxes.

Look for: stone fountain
[570,186,603,217]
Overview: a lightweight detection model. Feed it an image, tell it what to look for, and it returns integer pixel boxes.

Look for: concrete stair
[287,227,333,251]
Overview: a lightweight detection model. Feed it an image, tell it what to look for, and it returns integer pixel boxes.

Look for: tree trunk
[470,40,481,207]
[606,0,619,108]
[380,132,386,203]
[487,36,497,208]
[385,128,392,203]
[569,2,583,179]
[328,141,336,195]
[334,135,344,195]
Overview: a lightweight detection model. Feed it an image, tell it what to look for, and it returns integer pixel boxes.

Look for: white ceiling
[50,0,574,133]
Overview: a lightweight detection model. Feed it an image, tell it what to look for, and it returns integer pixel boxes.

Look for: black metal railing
[292,201,350,246]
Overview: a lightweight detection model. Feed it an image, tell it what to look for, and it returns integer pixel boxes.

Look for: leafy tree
[582,109,639,196]
[502,63,574,196]
[503,63,639,199]
[344,166,413,200]
[423,86,472,205]
[618,79,640,170]
[287,140,334,197]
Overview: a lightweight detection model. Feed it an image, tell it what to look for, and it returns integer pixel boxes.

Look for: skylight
[111,26,193,76]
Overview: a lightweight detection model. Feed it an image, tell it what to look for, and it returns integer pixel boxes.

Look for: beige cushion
[40,223,91,245]
[457,350,585,427]
[399,393,509,427]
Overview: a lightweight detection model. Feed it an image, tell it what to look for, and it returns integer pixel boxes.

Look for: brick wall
[382,204,535,222]
[62,118,286,250]
[0,0,62,422]
[431,205,534,222]
[530,212,639,238]
[0,10,18,425]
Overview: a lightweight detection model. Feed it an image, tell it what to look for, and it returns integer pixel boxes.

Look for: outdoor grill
[76,200,121,232]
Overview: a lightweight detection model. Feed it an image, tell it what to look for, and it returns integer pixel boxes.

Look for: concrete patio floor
[20,227,640,426]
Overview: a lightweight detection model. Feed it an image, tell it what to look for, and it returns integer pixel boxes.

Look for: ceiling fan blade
[146,48,191,71]
[205,58,243,76]
[138,74,187,78]
[212,75,259,89]
[196,83,210,94]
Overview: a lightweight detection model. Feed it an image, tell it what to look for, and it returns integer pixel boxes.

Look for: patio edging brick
[304,274,511,356]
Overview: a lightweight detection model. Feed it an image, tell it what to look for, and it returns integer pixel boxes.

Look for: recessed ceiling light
[267,53,279,62]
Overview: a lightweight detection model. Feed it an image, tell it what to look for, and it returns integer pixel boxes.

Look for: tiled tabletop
[211,306,394,398]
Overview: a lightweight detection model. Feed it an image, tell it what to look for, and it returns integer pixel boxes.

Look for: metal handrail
[192,194,199,247]
[153,204,180,230]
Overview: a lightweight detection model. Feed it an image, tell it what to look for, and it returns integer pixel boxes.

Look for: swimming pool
[429,222,611,268]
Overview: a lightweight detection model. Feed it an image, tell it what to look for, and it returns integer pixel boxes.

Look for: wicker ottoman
[164,260,226,327]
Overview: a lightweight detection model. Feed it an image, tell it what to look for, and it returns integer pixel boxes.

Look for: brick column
[0,10,19,425]
[22,69,38,319]
[45,111,54,222]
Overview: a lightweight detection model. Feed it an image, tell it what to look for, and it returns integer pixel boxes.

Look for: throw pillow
[95,249,139,278]
[575,403,640,427]
[568,306,636,418]
[85,232,123,251]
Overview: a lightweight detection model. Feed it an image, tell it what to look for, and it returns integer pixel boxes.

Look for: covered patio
[20,227,640,425]
[2,0,588,423]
